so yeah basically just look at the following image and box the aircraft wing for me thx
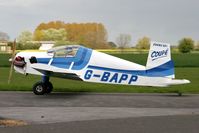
[30,63,82,80]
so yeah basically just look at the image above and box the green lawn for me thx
[1,52,198,93]
[0,54,11,67]
[111,53,199,67]
[0,67,198,93]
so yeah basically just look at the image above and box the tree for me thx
[16,31,42,50]
[33,30,44,41]
[64,23,108,48]
[34,28,67,41]
[116,34,131,49]
[178,38,194,53]
[0,31,9,41]
[34,21,109,48]
[41,28,67,41]
[17,31,33,44]
[107,42,117,48]
[136,36,150,49]
[17,31,35,50]
[195,41,199,50]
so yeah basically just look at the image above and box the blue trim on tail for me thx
[146,60,174,77]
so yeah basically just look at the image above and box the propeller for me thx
[8,39,16,84]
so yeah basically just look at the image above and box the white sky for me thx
[0,0,199,46]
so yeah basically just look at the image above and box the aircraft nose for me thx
[13,56,26,68]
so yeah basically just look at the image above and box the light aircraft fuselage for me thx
[13,42,190,95]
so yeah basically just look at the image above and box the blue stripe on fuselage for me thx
[87,60,174,77]
[37,58,51,64]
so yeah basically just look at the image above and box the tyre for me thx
[45,82,53,94]
[33,81,46,95]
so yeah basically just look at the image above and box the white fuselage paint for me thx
[14,48,190,87]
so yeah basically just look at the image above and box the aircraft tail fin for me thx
[146,42,175,78]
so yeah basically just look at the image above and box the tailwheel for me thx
[45,82,53,94]
[33,81,46,95]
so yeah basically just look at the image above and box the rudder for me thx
[146,42,175,78]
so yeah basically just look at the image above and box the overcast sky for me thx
[0,0,198,46]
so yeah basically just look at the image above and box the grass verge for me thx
[0,67,198,93]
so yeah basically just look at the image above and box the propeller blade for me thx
[8,39,16,84]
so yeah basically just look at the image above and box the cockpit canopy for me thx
[47,45,80,57]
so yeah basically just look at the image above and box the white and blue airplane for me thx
[13,42,190,95]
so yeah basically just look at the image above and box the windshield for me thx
[47,45,79,57]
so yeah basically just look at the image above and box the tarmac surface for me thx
[0,92,199,133]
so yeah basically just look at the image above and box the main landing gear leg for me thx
[32,76,53,95]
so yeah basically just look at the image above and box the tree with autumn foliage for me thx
[34,21,109,49]
[136,36,150,50]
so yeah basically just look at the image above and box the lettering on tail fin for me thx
[153,43,168,47]
[146,42,175,78]
[151,49,168,61]
[146,42,171,69]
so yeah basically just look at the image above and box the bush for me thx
[178,38,194,53]
[136,36,150,50]
[16,43,41,50]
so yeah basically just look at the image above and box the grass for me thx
[0,52,199,93]
[1,53,199,67]
[0,54,11,67]
[111,53,199,67]
[0,67,198,93]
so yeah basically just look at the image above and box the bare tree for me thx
[116,34,131,52]
[0,31,10,41]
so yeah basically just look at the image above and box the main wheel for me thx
[45,82,53,94]
[33,81,46,95]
